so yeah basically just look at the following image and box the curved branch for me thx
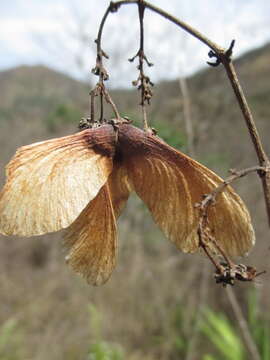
[94,0,270,225]
[198,165,267,214]
[96,6,111,60]
[96,0,222,56]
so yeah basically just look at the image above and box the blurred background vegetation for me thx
[0,18,270,359]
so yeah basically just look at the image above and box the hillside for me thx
[1,44,270,166]
[0,44,270,360]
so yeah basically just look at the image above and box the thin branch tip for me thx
[109,1,121,13]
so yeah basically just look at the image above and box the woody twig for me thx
[196,165,267,286]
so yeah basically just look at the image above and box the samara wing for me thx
[0,126,116,236]
[119,124,254,256]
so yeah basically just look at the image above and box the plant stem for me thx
[137,0,149,130]
[199,166,266,214]
[222,60,270,225]
[226,287,261,360]
[96,6,111,61]
[92,3,269,357]
[108,0,222,52]
[98,0,270,227]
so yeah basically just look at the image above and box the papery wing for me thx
[119,124,254,256]
[0,125,116,236]
[108,164,132,217]
[63,165,131,285]
[64,183,117,286]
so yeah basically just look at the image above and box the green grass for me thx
[0,318,24,360]
[201,290,270,360]
[87,304,125,360]
[88,342,124,360]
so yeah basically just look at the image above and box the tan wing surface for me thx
[63,164,132,285]
[107,164,132,218]
[0,126,115,236]
[119,124,254,256]
[64,183,117,286]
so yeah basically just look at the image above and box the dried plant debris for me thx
[214,262,265,287]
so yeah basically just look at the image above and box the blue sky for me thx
[1,0,270,87]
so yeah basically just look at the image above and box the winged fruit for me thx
[0,124,255,285]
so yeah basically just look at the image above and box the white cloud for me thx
[0,0,269,86]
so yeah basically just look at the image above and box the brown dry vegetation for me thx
[0,43,270,359]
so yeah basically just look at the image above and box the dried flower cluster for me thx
[0,123,254,285]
